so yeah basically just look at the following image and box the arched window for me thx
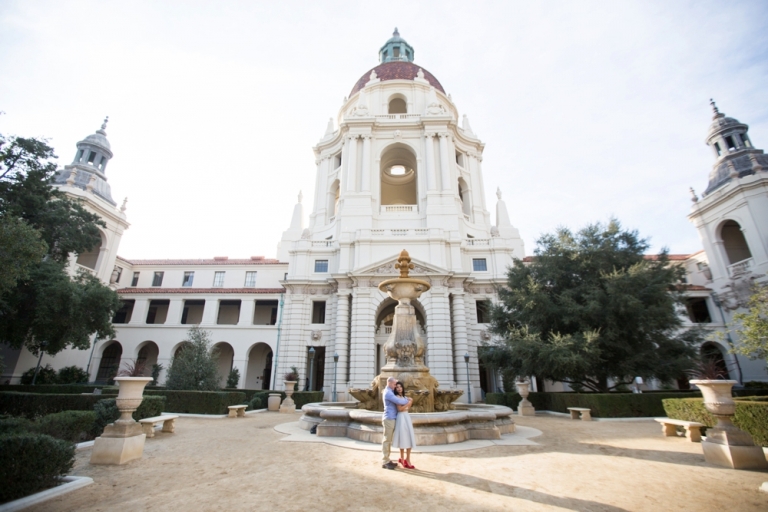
[388,97,407,114]
[701,342,730,380]
[327,179,340,221]
[76,232,105,270]
[720,220,752,264]
[380,144,417,206]
[458,178,471,217]
[96,342,122,383]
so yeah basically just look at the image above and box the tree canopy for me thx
[0,132,119,356]
[482,220,699,392]
[732,283,768,364]
[165,327,221,390]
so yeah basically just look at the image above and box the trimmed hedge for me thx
[0,433,75,503]
[36,411,98,443]
[485,391,705,418]
[0,384,107,395]
[92,396,166,437]
[663,397,768,447]
[144,390,246,415]
[0,392,117,419]
[249,391,324,410]
[0,416,34,435]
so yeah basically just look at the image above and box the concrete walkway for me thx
[29,412,768,511]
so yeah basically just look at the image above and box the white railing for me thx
[384,326,392,334]
[413,228,429,236]
[381,205,417,213]
[75,264,96,275]
[375,114,421,120]
[370,228,429,237]
[728,258,752,278]
[312,240,336,247]
[392,229,408,236]
[328,215,336,223]
[466,238,490,246]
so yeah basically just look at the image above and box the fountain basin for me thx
[300,402,515,446]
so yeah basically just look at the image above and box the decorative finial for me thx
[416,68,425,79]
[496,187,502,200]
[394,249,415,278]
[121,197,128,212]
[298,190,303,203]
[689,187,698,203]
[393,27,400,37]
[101,116,109,131]
[709,98,724,120]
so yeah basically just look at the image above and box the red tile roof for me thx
[118,288,285,294]
[350,62,445,96]
[117,258,285,266]
[677,284,711,291]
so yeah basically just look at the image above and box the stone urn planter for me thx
[690,379,768,469]
[280,380,297,413]
[515,380,535,416]
[91,376,153,465]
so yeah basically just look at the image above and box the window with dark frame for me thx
[312,301,326,324]
[686,298,712,324]
[131,272,140,287]
[182,271,194,287]
[152,271,164,287]
[476,300,491,324]
[213,271,225,287]
[314,260,329,273]
[725,135,736,151]
[244,271,258,287]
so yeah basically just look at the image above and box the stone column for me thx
[312,157,330,226]
[340,137,349,193]
[238,299,254,325]
[361,135,371,192]
[128,298,150,325]
[346,135,358,192]
[200,299,219,326]
[424,133,437,191]
[439,132,451,191]
[334,292,350,387]
[451,291,470,398]
[165,299,184,325]
[349,287,376,388]
[426,287,453,387]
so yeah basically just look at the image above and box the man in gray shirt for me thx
[381,376,411,469]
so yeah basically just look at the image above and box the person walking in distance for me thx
[381,376,411,470]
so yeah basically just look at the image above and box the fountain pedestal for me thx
[90,377,152,465]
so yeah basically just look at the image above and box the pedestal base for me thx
[518,404,535,417]
[702,439,768,470]
[268,394,281,411]
[279,403,296,413]
[90,434,146,465]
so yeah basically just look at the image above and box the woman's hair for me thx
[394,381,405,397]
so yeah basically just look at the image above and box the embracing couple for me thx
[381,376,417,470]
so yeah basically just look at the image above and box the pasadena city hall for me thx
[3,30,768,396]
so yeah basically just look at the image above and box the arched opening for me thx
[380,144,418,206]
[76,231,105,270]
[458,178,471,217]
[720,220,752,264]
[173,342,192,360]
[96,341,122,383]
[701,342,731,380]
[136,341,159,376]
[327,179,340,221]
[388,97,407,114]
[245,343,273,390]
[212,342,234,388]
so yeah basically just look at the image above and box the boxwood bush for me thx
[92,396,166,437]
[0,392,117,419]
[249,391,324,410]
[663,397,768,446]
[0,384,107,394]
[485,391,704,418]
[0,415,34,435]
[36,411,98,443]
[144,390,246,414]
[0,433,75,503]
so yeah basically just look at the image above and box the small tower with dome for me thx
[55,118,130,287]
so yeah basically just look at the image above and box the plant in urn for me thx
[516,378,535,416]
[280,367,299,413]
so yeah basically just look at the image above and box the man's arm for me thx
[384,388,410,406]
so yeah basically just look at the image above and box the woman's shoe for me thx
[398,458,405,467]
[404,460,415,469]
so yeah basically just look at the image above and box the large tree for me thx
[482,219,699,392]
[731,283,768,365]
[165,327,221,390]
[0,133,119,356]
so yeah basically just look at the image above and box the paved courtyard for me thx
[32,412,768,511]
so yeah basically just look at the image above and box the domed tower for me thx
[689,100,768,304]
[277,31,524,401]
[55,118,130,286]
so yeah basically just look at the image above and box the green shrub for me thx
[0,384,106,394]
[36,411,97,443]
[144,390,245,414]
[292,391,324,408]
[165,327,220,391]
[0,433,75,503]
[56,366,89,384]
[92,396,166,438]
[0,416,34,435]
[663,397,768,446]
[19,364,58,385]
[0,392,117,419]
[743,381,768,389]
[250,391,285,410]
[226,368,240,389]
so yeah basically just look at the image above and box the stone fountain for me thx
[299,250,515,445]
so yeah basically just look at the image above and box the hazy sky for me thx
[2,1,767,260]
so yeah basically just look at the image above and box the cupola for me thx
[379,28,414,63]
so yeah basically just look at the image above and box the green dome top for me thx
[379,28,414,63]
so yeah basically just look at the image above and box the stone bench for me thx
[228,405,248,418]
[654,418,705,442]
[567,407,592,421]
[139,415,179,438]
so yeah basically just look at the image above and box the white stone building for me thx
[2,31,767,394]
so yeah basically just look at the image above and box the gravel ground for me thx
[30,411,768,512]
